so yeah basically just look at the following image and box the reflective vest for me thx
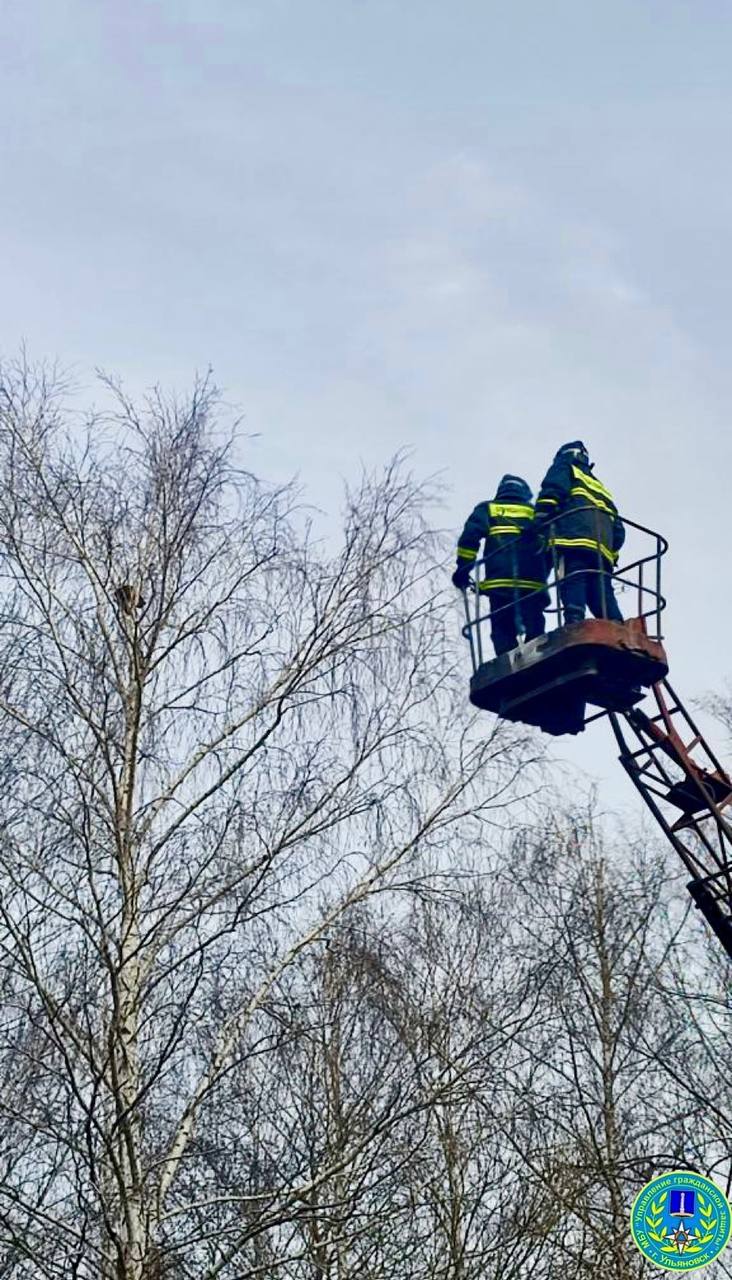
[458,500,548,592]
[544,465,621,565]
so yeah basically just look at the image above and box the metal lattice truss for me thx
[610,681,732,961]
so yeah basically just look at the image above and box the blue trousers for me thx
[488,587,548,656]
[559,549,622,624]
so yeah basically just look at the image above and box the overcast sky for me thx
[2,0,731,804]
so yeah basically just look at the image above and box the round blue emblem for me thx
[630,1170,731,1270]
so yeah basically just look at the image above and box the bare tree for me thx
[202,870,562,1280]
[389,880,558,1280]
[504,809,710,1280]
[0,359,541,1279]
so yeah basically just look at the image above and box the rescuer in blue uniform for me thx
[452,475,549,655]
[534,441,625,625]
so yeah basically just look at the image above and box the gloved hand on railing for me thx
[451,564,472,590]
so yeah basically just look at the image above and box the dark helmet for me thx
[556,440,590,464]
[496,473,533,502]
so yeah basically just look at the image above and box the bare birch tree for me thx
[0,360,541,1279]
[506,810,704,1280]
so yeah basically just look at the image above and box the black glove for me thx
[451,565,471,590]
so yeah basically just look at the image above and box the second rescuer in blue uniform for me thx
[452,474,549,655]
[534,440,625,624]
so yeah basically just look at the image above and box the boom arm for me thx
[610,680,732,961]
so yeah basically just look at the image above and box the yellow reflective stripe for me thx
[457,546,477,560]
[569,486,615,515]
[479,578,547,591]
[549,535,617,564]
[570,464,614,502]
[489,502,534,519]
[538,496,559,506]
[487,524,522,536]
[550,535,610,551]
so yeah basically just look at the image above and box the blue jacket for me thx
[456,476,548,592]
[535,451,625,565]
